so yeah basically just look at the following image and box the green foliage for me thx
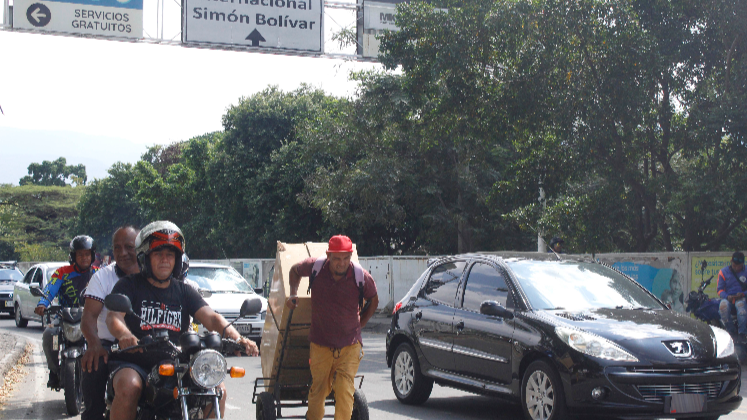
[75,162,146,253]
[19,157,87,187]
[0,184,84,260]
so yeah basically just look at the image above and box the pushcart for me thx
[252,307,369,420]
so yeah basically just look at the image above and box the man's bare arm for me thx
[360,295,379,328]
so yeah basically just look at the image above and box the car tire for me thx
[15,304,28,328]
[350,389,369,420]
[391,342,433,405]
[256,391,276,420]
[521,360,568,420]
[683,416,720,420]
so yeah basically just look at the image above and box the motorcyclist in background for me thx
[717,251,747,342]
[35,235,100,388]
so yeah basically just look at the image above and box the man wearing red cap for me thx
[286,235,379,420]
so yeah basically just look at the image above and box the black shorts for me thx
[106,362,150,402]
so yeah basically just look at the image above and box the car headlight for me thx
[190,349,227,388]
[556,327,638,362]
[260,310,266,320]
[63,322,84,342]
[711,326,735,358]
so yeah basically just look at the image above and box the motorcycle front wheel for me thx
[64,358,84,415]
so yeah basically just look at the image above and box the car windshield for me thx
[507,261,664,311]
[0,269,23,282]
[186,267,255,293]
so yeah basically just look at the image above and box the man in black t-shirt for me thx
[106,221,259,420]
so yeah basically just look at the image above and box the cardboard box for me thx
[260,241,360,398]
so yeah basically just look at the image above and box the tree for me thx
[19,157,87,187]
[379,0,747,253]
[76,162,145,254]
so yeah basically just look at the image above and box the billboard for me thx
[360,0,403,58]
[183,0,323,53]
[13,0,143,38]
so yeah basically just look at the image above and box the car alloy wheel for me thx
[394,347,414,396]
[521,360,566,420]
[390,342,433,405]
[15,304,28,328]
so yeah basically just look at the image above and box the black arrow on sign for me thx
[246,29,266,47]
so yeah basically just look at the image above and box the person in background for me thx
[548,237,565,254]
[35,235,99,388]
[80,226,140,420]
[285,235,379,420]
[718,251,747,341]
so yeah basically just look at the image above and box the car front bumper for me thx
[563,362,742,418]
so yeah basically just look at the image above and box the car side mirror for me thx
[240,297,263,318]
[29,282,40,290]
[30,286,44,297]
[105,294,134,314]
[480,300,514,319]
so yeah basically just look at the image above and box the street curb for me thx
[0,336,28,388]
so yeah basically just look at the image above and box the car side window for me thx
[462,262,510,312]
[23,268,36,284]
[423,261,466,305]
[33,268,43,285]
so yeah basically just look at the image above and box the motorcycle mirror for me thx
[105,294,134,314]
[222,297,263,338]
[701,260,707,272]
[240,297,262,318]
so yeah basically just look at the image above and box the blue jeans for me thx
[719,298,747,335]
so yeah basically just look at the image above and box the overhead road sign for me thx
[13,0,143,38]
[183,0,323,53]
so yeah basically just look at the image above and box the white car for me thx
[187,263,268,343]
[14,262,66,327]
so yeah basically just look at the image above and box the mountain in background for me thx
[0,127,149,185]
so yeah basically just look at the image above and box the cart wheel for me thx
[257,392,277,420]
[351,390,369,420]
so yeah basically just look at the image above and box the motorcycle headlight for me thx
[190,349,227,389]
[556,327,638,362]
[711,326,735,358]
[63,322,84,342]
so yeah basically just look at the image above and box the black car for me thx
[386,254,742,420]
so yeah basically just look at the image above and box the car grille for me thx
[628,365,732,374]
[0,293,11,299]
[635,382,723,403]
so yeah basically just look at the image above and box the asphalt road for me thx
[1,315,746,420]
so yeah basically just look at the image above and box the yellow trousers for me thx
[307,342,363,420]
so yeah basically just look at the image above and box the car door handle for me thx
[456,321,464,331]
[415,311,422,321]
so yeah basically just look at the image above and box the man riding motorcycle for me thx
[718,251,747,341]
[105,221,259,420]
[35,235,100,388]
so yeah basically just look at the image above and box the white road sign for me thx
[13,0,143,38]
[362,1,399,58]
[183,0,323,53]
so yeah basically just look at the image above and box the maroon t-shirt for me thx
[297,257,378,349]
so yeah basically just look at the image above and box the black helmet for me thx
[69,235,95,267]
[135,221,185,283]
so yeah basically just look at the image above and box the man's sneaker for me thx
[47,372,59,388]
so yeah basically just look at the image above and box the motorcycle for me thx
[30,286,85,415]
[685,275,724,327]
[103,294,262,420]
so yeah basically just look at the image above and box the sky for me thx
[0,0,383,184]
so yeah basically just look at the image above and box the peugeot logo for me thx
[662,340,692,358]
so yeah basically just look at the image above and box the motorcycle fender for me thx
[52,335,59,351]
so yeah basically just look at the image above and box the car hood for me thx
[544,308,719,363]
[203,292,268,315]
[0,283,14,292]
